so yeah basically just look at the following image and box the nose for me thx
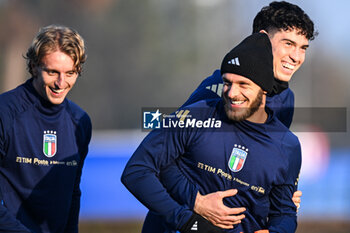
[226,84,240,99]
[290,48,300,63]
[55,74,65,88]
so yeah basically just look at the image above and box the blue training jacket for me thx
[138,69,296,233]
[0,79,92,233]
[122,96,301,232]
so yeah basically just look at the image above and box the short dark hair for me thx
[253,1,317,40]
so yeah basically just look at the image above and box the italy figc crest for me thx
[228,144,248,172]
[43,131,57,157]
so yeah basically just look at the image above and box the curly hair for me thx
[253,1,317,40]
[25,25,87,76]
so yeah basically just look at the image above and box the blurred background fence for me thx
[1,0,349,232]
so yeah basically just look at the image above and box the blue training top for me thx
[0,78,91,233]
[139,69,296,233]
[122,97,301,232]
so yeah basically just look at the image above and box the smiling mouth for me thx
[49,87,65,94]
[231,100,245,105]
[282,62,295,70]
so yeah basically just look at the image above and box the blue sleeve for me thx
[181,70,223,107]
[64,114,92,233]
[266,88,295,128]
[160,70,223,209]
[0,114,31,232]
[268,134,301,233]
[121,128,193,230]
[159,163,199,209]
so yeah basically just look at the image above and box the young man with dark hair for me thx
[0,25,91,233]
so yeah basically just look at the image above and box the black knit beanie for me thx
[220,33,274,94]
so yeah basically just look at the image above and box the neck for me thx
[246,94,268,124]
[32,77,43,98]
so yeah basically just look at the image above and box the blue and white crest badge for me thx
[43,131,57,157]
[228,144,248,172]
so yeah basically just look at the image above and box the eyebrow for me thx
[42,67,76,73]
[282,38,309,49]
[222,77,230,83]
[42,67,57,72]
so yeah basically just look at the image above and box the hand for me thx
[193,189,246,229]
[292,190,302,212]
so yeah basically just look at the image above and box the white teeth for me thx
[51,88,64,94]
[282,62,295,70]
[231,100,244,105]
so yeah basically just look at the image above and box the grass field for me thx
[79,220,350,233]
[79,220,143,233]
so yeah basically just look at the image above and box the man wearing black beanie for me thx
[122,31,302,232]
[220,33,274,123]
[128,1,316,232]
[220,33,274,95]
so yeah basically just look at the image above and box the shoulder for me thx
[165,99,223,131]
[267,88,294,106]
[181,70,223,107]
[66,100,91,122]
[278,129,301,168]
[281,130,300,149]
[199,69,222,86]
[66,100,92,132]
[0,83,29,121]
[0,84,25,107]
[65,100,92,147]
[278,87,294,102]
[267,116,300,153]
[181,99,221,117]
[266,88,295,128]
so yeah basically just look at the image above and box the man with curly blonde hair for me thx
[0,25,91,233]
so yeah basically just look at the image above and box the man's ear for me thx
[259,29,268,35]
[263,90,268,95]
[31,63,38,76]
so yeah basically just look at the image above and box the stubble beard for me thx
[223,89,263,122]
